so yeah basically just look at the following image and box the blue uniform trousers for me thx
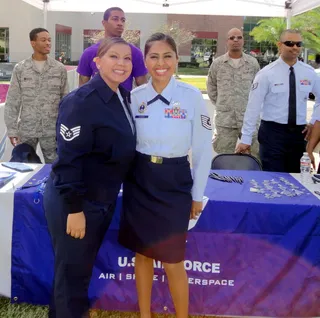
[44,176,115,318]
[258,120,306,173]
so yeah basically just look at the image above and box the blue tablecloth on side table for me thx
[10,167,320,317]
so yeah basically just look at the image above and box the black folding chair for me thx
[10,143,42,163]
[211,153,262,171]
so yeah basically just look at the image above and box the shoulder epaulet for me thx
[211,55,225,65]
[16,60,25,66]
[299,61,314,71]
[15,59,29,68]
[59,86,93,110]
[244,53,258,63]
[54,59,65,69]
[176,80,202,94]
[131,83,148,95]
[259,60,279,73]
[74,84,96,100]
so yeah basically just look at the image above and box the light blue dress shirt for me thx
[130,76,212,201]
[241,57,320,145]
[312,103,320,124]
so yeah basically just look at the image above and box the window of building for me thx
[243,17,277,66]
[0,28,9,62]
[83,29,102,50]
[55,24,72,63]
[191,38,217,66]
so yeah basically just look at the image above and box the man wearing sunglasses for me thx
[236,29,320,173]
[207,28,260,158]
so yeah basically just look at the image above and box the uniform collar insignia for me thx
[146,76,177,106]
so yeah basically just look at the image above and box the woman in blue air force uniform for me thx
[118,33,212,318]
[43,37,136,318]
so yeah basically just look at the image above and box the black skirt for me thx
[118,152,193,263]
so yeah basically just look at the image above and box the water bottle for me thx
[300,152,311,185]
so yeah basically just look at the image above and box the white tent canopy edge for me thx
[292,0,320,16]
[21,0,320,30]
[23,0,286,16]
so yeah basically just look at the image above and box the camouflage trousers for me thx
[20,136,57,163]
[213,126,260,160]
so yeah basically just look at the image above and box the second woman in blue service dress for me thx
[119,33,212,318]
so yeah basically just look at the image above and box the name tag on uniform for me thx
[164,103,187,119]
[135,115,149,118]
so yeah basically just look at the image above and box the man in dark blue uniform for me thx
[43,37,136,318]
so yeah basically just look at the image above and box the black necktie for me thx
[288,66,297,126]
[147,94,170,106]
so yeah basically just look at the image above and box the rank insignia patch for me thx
[201,115,212,130]
[60,124,81,141]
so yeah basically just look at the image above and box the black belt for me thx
[136,152,188,165]
[261,120,305,131]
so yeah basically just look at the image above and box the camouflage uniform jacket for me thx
[207,52,260,129]
[4,56,68,138]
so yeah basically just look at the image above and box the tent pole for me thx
[43,0,49,29]
[304,48,308,62]
[286,10,291,28]
[285,0,292,29]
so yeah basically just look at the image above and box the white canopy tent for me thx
[22,0,320,29]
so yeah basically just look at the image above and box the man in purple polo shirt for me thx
[77,7,148,90]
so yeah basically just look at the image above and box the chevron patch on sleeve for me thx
[60,124,81,141]
[200,115,212,130]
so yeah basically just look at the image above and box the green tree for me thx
[250,8,320,52]
[250,18,286,45]
[293,9,320,51]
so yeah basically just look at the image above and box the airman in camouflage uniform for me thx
[4,28,68,163]
[207,28,260,158]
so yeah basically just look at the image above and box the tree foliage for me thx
[250,18,286,45]
[250,8,320,51]
[155,21,195,53]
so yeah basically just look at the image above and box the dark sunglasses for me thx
[282,41,303,47]
[228,35,243,41]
